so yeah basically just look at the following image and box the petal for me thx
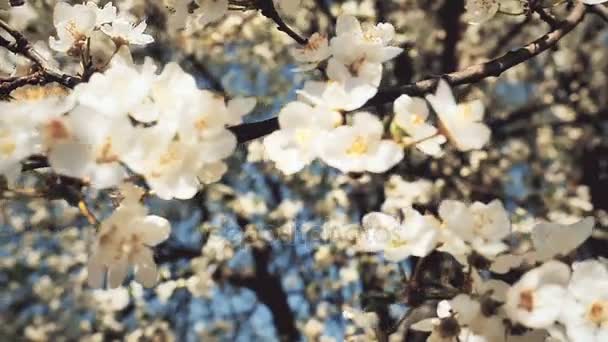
[133,248,158,287]
[365,140,404,173]
[426,79,457,113]
[336,15,362,37]
[137,215,171,246]
[227,97,256,124]
[135,262,157,288]
[278,101,315,129]
[87,255,106,288]
[379,46,403,63]
[107,258,129,288]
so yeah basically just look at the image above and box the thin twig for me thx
[0,19,81,94]
[535,7,560,29]
[255,0,308,44]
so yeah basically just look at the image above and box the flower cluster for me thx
[360,199,512,263]
[361,199,597,341]
[49,2,153,55]
[1,48,255,199]
[506,259,608,342]
[87,184,171,288]
[265,14,492,175]
[361,199,593,266]
[263,14,407,174]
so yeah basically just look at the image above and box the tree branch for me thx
[256,0,308,45]
[366,1,587,105]
[225,2,588,144]
[437,0,464,73]
[0,19,81,94]
[221,245,299,341]
[534,7,560,29]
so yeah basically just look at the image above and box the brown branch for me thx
[0,19,81,94]
[366,1,587,105]
[220,245,299,341]
[256,0,308,45]
[0,71,46,94]
[225,2,588,144]
[534,7,560,29]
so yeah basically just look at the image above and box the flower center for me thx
[294,129,312,146]
[43,119,71,143]
[195,118,207,131]
[459,103,475,120]
[96,137,119,164]
[0,140,16,156]
[518,290,534,312]
[389,238,407,249]
[0,128,16,156]
[587,301,608,326]
[348,58,366,76]
[410,113,425,125]
[346,136,369,156]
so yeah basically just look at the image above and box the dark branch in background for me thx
[229,117,279,143]
[228,2,589,144]
[181,54,226,93]
[589,4,608,23]
[0,19,81,94]
[366,2,587,104]
[218,245,299,342]
[315,0,335,25]
[534,7,560,29]
[437,0,464,73]
[489,16,531,57]
[255,0,308,44]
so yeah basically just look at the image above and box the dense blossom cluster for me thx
[362,202,597,341]
[1,0,607,341]
[264,15,491,175]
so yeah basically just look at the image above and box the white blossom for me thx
[0,86,75,184]
[505,261,570,329]
[297,78,374,112]
[101,17,154,46]
[531,217,594,261]
[438,199,510,259]
[320,112,403,173]
[75,49,157,117]
[381,176,434,215]
[581,0,608,4]
[560,259,608,342]
[87,2,118,26]
[87,185,171,288]
[46,107,132,189]
[291,33,331,70]
[426,79,491,151]
[49,2,97,54]
[330,14,403,67]
[360,208,440,261]
[392,94,446,157]
[263,101,341,174]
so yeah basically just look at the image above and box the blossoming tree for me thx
[1,0,608,341]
